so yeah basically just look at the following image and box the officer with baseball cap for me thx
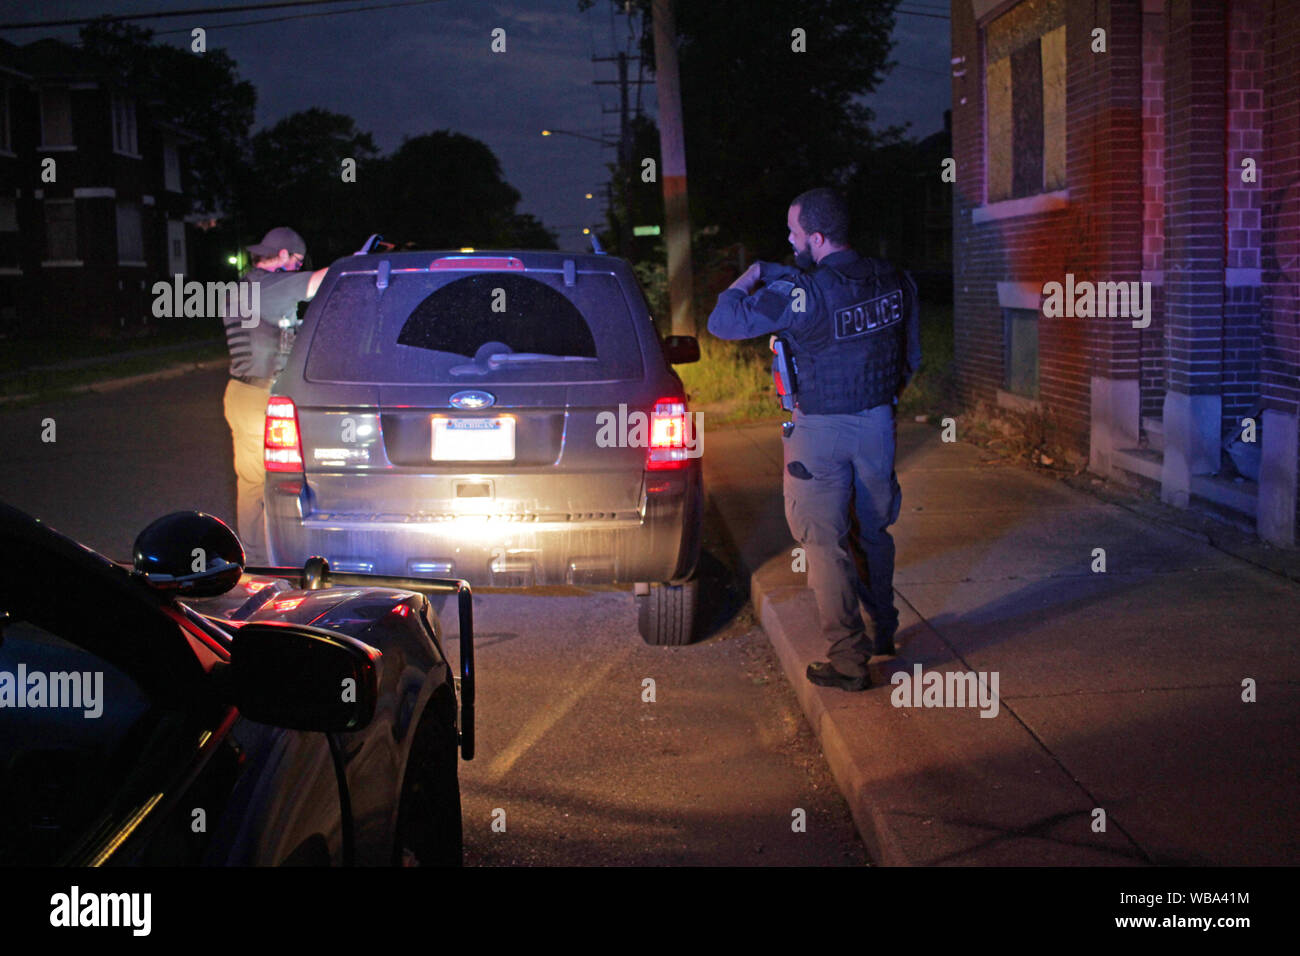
[222,226,327,564]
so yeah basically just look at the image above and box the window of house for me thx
[44,201,77,260]
[0,198,17,270]
[111,94,138,155]
[167,220,186,275]
[0,85,12,153]
[984,0,1066,203]
[1004,307,1039,398]
[40,88,73,148]
[116,202,144,263]
[163,141,181,192]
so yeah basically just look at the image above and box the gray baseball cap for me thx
[247,226,306,257]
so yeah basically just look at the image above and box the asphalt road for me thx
[0,366,867,866]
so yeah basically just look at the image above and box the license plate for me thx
[432,417,515,461]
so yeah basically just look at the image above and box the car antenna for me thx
[590,233,606,255]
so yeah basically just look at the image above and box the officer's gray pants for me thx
[782,403,902,678]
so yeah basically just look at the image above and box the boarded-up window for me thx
[1011,43,1044,198]
[1041,25,1067,190]
[1004,308,1039,397]
[984,0,1066,202]
[986,57,1013,202]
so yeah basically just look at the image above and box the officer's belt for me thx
[232,373,273,388]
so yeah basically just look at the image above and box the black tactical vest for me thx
[785,253,910,414]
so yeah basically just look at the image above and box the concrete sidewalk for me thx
[704,419,1299,866]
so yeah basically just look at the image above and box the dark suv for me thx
[264,250,704,644]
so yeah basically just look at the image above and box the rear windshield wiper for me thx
[488,353,597,365]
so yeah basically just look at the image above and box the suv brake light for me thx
[430,256,525,270]
[647,398,689,471]
[265,397,303,472]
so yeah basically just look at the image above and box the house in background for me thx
[0,38,197,339]
[950,0,1299,546]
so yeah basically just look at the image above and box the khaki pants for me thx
[223,378,271,564]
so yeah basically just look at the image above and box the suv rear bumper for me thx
[265,466,701,587]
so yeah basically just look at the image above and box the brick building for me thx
[0,38,196,338]
[950,0,1299,546]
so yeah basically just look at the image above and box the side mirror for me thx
[133,511,245,597]
[664,335,700,364]
[229,622,379,732]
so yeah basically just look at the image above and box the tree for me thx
[374,131,556,250]
[579,0,905,258]
[237,108,382,263]
[80,19,256,215]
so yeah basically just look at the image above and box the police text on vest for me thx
[834,290,903,340]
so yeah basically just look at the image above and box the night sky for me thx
[2,0,952,251]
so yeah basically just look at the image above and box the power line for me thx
[0,0,429,32]
[892,62,951,77]
[896,8,950,20]
[152,0,444,34]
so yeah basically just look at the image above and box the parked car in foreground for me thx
[0,503,474,866]
[263,249,704,645]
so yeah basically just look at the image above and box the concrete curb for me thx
[0,357,228,406]
[751,576,913,866]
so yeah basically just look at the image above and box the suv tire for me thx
[636,578,698,646]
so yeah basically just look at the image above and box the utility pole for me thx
[593,51,649,258]
[651,0,694,336]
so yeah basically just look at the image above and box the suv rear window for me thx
[305,269,644,384]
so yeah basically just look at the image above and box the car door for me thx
[0,503,344,866]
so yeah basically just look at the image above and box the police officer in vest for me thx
[708,188,920,691]
[222,227,327,565]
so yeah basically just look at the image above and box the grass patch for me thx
[678,333,785,424]
[897,300,956,420]
[0,340,227,403]
[0,320,224,375]
[681,298,956,425]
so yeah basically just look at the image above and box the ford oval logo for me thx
[449,390,495,410]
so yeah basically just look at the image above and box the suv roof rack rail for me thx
[354,233,384,255]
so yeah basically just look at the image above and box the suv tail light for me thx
[265,397,303,472]
[647,398,689,471]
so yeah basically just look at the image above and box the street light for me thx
[541,129,629,256]
[540,128,617,148]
